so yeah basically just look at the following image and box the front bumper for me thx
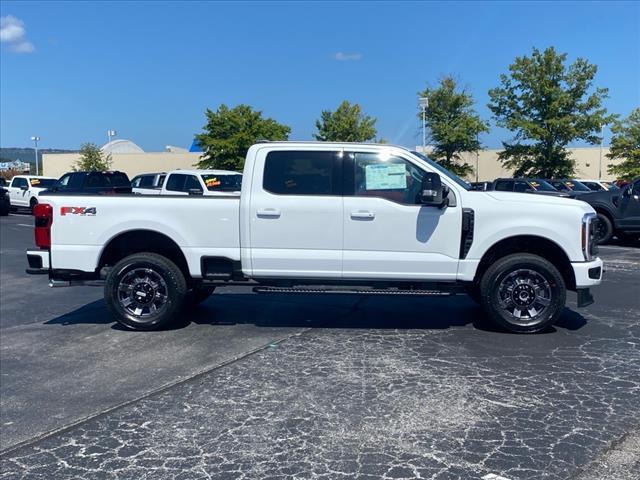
[572,257,604,287]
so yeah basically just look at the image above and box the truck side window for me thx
[165,174,186,192]
[184,175,201,192]
[352,153,424,205]
[138,175,155,188]
[495,180,513,191]
[263,151,336,195]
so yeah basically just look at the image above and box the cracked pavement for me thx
[1,214,639,479]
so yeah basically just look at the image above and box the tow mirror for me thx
[20,185,28,191]
[420,172,448,208]
[188,188,203,196]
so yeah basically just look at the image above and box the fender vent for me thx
[459,208,474,259]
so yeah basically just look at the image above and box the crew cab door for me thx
[342,151,461,280]
[618,179,640,230]
[248,149,343,278]
[8,177,29,206]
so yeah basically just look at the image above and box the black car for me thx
[545,179,592,195]
[469,181,493,191]
[0,187,10,216]
[492,178,570,196]
[577,177,640,244]
[46,171,132,195]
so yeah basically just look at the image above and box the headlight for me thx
[581,212,597,261]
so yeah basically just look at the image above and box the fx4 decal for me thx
[60,207,97,216]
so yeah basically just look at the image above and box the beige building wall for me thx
[44,147,623,182]
[42,152,203,179]
[457,147,623,182]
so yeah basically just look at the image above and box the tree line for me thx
[195,47,638,181]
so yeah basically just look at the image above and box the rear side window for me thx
[494,180,513,191]
[514,181,530,193]
[86,174,111,188]
[165,174,186,192]
[263,151,338,195]
[109,173,130,187]
[138,175,156,188]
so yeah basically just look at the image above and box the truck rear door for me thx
[248,149,343,278]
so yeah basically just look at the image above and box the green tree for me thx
[73,143,112,171]
[488,47,614,177]
[196,104,291,170]
[418,76,489,176]
[314,100,377,142]
[607,108,640,181]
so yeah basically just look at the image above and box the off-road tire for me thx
[105,252,187,331]
[479,253,566,333]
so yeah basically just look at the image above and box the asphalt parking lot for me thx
[1,212,639,480]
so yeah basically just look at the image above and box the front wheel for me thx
[105,253,187,331]
[479,253,566,333]
[30,197,38,215]
[595,213,613,244]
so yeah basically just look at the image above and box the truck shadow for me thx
[45,292,587,334]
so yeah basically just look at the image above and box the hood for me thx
[485,191,590,208]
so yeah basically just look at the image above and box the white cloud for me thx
[1,15,35,53]
[332,52,362,61]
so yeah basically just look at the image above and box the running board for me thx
[253,286,452,296]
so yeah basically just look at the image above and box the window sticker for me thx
[205,177,221,188]
[30,179,41,186]
[365,163,406,190]
[530,181,540,189]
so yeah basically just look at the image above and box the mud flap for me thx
[577,288,594,308]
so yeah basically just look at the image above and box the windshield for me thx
[201,174,242,192]
[410,151,470,190]
[30,178,57,188]
[529,180,557,191]
[549,180,569,191]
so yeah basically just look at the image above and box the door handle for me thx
[257,208,281,218]
[350,210,375,220]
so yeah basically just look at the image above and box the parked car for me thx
[7,175,58,213]
[576,179,620,192]
[160,169,242,196]
[46,171,132,195]
[27,142,602,334]
[492,178,570,197]
[469,181,493,191]
[0,187,10,216]
[545,179,592,195]
[131,172,166,195]
[577,177,640,244]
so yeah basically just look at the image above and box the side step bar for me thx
[253,286,452,296]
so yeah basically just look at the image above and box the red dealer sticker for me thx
[60,207,97,216]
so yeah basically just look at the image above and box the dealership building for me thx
[42,139,622,182]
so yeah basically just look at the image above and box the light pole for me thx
[30,136,40,175]
[107,130,117,144]
[475,132,480,182]
[419,97,429,152]
[598,124,604,180]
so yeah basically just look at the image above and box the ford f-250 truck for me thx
[26,142,603,333]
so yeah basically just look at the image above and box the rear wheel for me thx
[595,212,613,244]
[479,253,566,333]
[105,253,187,331]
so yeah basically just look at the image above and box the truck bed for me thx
[40,194,241,277]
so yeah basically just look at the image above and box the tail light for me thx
[34,203,53,249]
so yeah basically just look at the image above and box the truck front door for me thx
[248,149,343,278]
[342,151,461,280]
[618,179,640,231]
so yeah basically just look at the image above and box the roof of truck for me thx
[167,169,241,175]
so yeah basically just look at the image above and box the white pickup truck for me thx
[27,142,603,333]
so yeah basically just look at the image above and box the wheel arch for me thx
[473,235,576,290]
[98,229,190,280]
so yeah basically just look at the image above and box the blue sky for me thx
[1,1,639,151]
